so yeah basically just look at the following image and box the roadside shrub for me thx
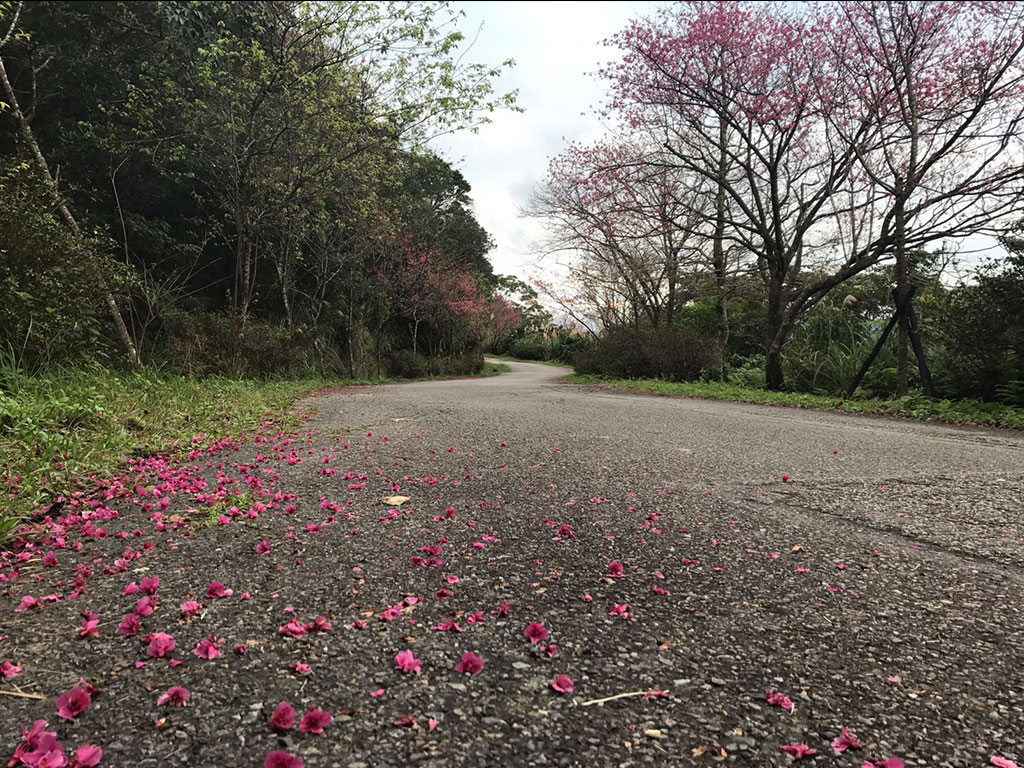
[428,350,483,377]
[573,325,715,381]
[0,164,120,366]
[389,349,429,378]
[164,312,313,377]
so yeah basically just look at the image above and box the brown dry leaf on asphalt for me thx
[691,745,709,757]
[380,495,410,505]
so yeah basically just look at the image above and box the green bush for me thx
[574,325,715,381]
[389,349,429,378]
[0,164,122,366]
[163,312,315,378]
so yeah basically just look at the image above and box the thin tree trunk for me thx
[907,300,936,397]
[0,49,142,370]
[894,192,910,396]
[713,118,730,380]
[764,273,786,390]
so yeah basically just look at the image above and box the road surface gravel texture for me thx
[2,360,1023,768]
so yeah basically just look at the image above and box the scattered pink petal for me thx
[780,743,816,759]
[550,675,574,694]
[192,637,223,659]
[524,622,548,643]
[147,633,175,658]
[255,540,271,554]
[455,652,485,675]
[766,689,795,713]
[290,661,312,675]
[157,686,190,706]
[264,751,303,768]
[991,759,1020,768]
[269,701,296,732]
[56,684,92,720]
[394,649,421,674]
[832,727,862,754]
[71,743,102,768]
[298,709,332,734]
[1,660,22,678]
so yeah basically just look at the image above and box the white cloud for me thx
[433,0,657,281]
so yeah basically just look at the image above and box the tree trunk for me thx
[0,50,142,370]
[713,117,730,380]
[764,281,786,391]
[894,193,910,397]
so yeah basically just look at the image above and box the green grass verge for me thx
[565,374,1024,430]
[0,361,510,538]
[0,367,375,537]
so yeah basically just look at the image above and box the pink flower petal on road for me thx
[455,652,485,675]
[269,702,296,732]
[157,686,190,707]
[394,649,421,674]
[264,751,303,768]
[298,709,333,734]
[56,685,92,720]
[550,675,574,693]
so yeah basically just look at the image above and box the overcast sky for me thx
[432,1,1003,285]
[433,1,659,283]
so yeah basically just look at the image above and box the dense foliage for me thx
[0,0,524,377]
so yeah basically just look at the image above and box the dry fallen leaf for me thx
[691,745,709,757]
[380,495,410,505]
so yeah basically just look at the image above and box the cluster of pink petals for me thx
[205,581,233,599]
[15,595,41,612]
[394,650,421,674]
[117,614,140,637]
[780,743,816,759]
[264,751,303,768]
[454,652,485,675]
[11,719,102,768]
[157,686,191,707]
[55,684,92,721]
[298,709,333,734]
[609,603,633,619]
[146,632,175,658]
[766,688,795,713]
[523,622,548,643]
[78,614,100,639]
[192,636,224,659]
[269,702,296,732]
[549,675,574,693]
[833,727,862,754]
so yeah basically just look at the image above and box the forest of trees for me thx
[524,0,1024,403]
[0,0,530,378]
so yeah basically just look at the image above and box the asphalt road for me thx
[294,359,1024,766]
[3,359,1023,768]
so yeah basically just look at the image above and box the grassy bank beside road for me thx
[566,374,1024,430]
[1,362,510,538]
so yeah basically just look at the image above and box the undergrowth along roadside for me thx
[565,374,1024,430]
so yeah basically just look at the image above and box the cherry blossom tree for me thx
[821,0,1024,395]
[529,140,709,331]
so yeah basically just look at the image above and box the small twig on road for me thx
[580,690,663,707]
[0,688,46,700]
